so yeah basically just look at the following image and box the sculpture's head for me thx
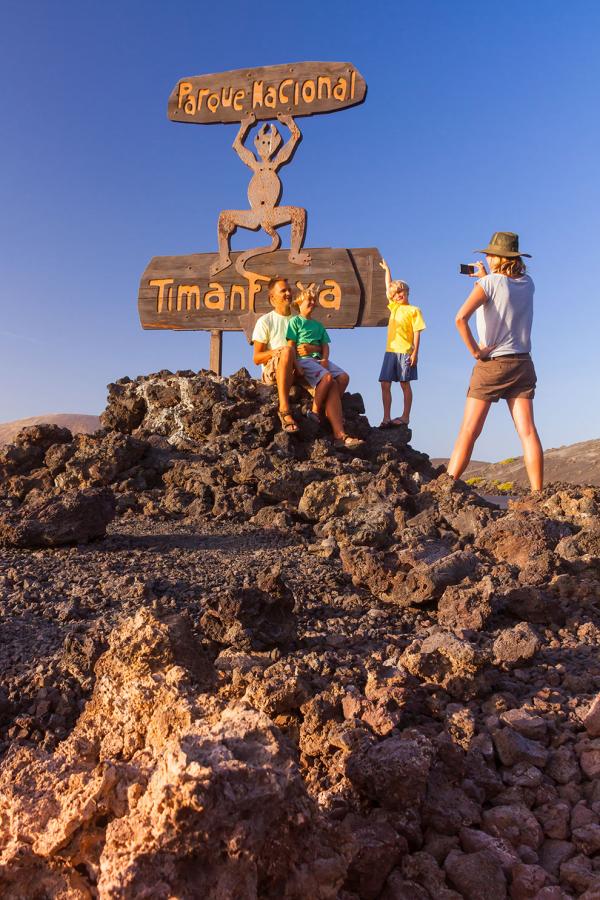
[254,124,283,161]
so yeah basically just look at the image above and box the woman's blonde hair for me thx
[387,279,410,300]
[292,284,320,308]
[489,256,527,277]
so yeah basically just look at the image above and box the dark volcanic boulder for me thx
[200,568,297,650]
[0,487,116,547]
[475,511,572,583]
[346,732,435,812]
[0,424,73,479]
[100,378,147,432]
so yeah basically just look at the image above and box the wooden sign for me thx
[141,60,382,374]
[138,248,387,332]
[168,62,367,125]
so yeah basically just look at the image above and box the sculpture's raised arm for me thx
[233,114,258,169]
[273,113,302,167]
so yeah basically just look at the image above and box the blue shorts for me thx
[379,352,417,383]
[297,357,347,387]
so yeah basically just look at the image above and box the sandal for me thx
[333,434,365,450]
[278,410,299,433]
[379,420,393,429]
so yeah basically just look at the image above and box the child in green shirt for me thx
[286,287,363,449]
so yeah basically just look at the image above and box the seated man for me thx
[252,277,300,433]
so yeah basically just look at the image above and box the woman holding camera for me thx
[447,231,543,491]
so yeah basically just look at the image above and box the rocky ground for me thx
[1,367,600,899]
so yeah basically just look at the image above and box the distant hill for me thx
[0,414,100,446]
[432,438,600,487]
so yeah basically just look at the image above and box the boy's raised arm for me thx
[379,258,392,295]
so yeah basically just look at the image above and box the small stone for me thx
[492,727,548,768]
[483,805,543,850]
[509,862,549,900]
[560,854,595,894]
[459,827,519,873]
[580,749,600,780]
[571,801,597,831]
[500,708,547,742]
[573,823,600,855]
[493,623,541,667]
[534,801,571,840]
[537,839,576,878]
[444,849,507,900]
[546,746,581,784]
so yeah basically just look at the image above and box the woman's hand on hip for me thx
[474,344,496,360]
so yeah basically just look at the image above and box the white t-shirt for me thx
[251,311,292,370]
[476,273,534,357]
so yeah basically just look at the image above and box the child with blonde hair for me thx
[378,259,426,427]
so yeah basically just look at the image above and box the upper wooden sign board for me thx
[168,62,367,125]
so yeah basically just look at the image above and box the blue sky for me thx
[1,0,599,460]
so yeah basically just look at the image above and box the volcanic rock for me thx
[444,848,507,900]
[401,631,485,698]
[0,609,346,899]
[200,568,297,651]
[0,487,115,547]
[0,367,599,897]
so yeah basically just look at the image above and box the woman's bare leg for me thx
[447,397,492,480]
[506,397,544,491]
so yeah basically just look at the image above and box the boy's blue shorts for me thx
[379,352,418,383]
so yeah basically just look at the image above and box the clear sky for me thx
[1,0,599,460]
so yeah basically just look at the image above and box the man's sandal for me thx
[333,434,365,450]
[278,410,299,433]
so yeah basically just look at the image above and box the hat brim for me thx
[474,247,532,258]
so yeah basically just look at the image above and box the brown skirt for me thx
[467,354,536,403]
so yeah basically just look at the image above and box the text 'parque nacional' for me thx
[168,62,367,125]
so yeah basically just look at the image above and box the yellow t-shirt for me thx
[386,302,426,353]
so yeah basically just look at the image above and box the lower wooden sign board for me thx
[138,247,387,333]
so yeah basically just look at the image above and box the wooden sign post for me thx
[139,61,386,374]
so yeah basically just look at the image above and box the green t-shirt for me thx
[286,316,331,358]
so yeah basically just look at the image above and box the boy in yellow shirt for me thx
[378,259,426,427]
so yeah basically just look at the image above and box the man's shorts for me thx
[261,353,281,386]
[261,350,316,396]
[379,352,417,383]
[467,353,536,402]
[297,357,347,387]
